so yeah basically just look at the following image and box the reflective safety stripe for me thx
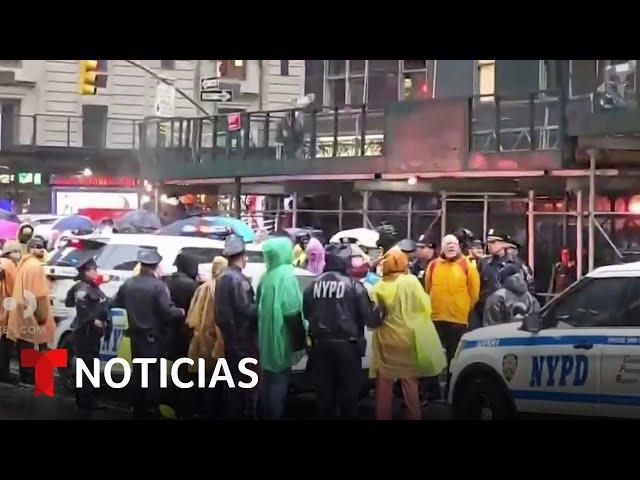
[460,335,640,350]
[513,390,640,406]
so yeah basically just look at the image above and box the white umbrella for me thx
[330,228,379,249]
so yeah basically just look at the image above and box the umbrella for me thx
[330,228,379,249]
[156,216,255,242]
[120,210,162,232]
[53,215,96,233]
[0,220,19,241]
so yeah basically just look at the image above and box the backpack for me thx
[426,256,469,287]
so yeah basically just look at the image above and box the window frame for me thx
[476,60,496,101]
[399,60,428,101]
[569,60,599,99]
[542,276,633,329]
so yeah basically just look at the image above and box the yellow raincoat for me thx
[292,244,306,268]
[185,256,227,373]
[7,254,55,345]
[370,250,446,379]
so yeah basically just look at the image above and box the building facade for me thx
[0,60,304,212]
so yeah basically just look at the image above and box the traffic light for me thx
[78,60,98,95]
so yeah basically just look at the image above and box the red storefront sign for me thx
[50,175,139,188]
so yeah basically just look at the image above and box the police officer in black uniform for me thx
[112,248,185,419]
[303,244,383,419]
[214,234,258,419]
[65,257,111,410]
[410,236,437,283]
[470,229,521,330]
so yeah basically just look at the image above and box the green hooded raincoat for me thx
[257,237,304,373]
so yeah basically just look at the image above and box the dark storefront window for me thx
[304,60,324,107]
[495,60,540,96]
[570,60,598,97]
[82,105,108,148]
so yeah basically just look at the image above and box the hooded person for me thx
[256,236,305,419]
[370,249,446,420]
[304,237,325,275]
[184,256,228,419]
[6,237,55,385]
[0,241,20,383]
[186,256,228,371]
[164,252,199,360]
[16,223,34,255]
[483,263,540,327]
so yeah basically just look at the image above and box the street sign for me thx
[155,82,175,117]
[200,76,219,90]
[200,89,233,103]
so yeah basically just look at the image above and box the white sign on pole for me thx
[200,76,219,90]
[155,82,176,117]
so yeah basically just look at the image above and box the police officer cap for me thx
[486,229,510,242]
[77,257,97,272]
[416,233,436,249]
[397,238,417,253]
[470,239,484,248]
[222,234,246,257]
[505,236,521,250]
[137,248,162,265]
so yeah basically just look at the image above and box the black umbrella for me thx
[119,210,162,232]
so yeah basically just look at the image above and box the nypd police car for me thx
[449,261,640,419]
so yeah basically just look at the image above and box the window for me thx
[179,247,263,265]
[0,99,20,149]
[620,278,640,327]
[400,60,428,101]
[280,60,289,76]
[570,60,598,97]
[82,105,108,148]
[495,60,540,96]
[94,244,159,271]
[478,60,495,99]
[219,60,246,80]
[160,60,176,70]
[368,60,399,107]
[0,60,22,68]
[544,277,631,328]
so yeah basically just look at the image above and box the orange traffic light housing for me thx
[78,60,99,95]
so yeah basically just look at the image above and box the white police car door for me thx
[507,277,630,417]
[600,277,640,418]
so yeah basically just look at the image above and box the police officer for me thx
[112,248,185,419]
[453,228,475,257]
[504,240,535,295]
[410,235,437,283]
[214,234,258,419]
[303,244,383,419]
[66,257,110,410]
[470,229,521,330]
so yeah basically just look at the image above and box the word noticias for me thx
[76,357,259,389]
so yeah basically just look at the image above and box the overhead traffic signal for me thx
[78,60,99,95]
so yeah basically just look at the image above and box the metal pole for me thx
[441,193,447,239]
[154,184,160,214]
[562,192,568,246]
[123,60,209,116]
[588,149,596,272]
[292,192,298,228]
[482,194,489,241]
[407,196,413,238]
[362,191,369,228]
[234,176,241,219]
[338,195,343,231]
[576,189,583,279]
[528,190,535,271]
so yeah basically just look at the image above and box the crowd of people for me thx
[0,218,545,421]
